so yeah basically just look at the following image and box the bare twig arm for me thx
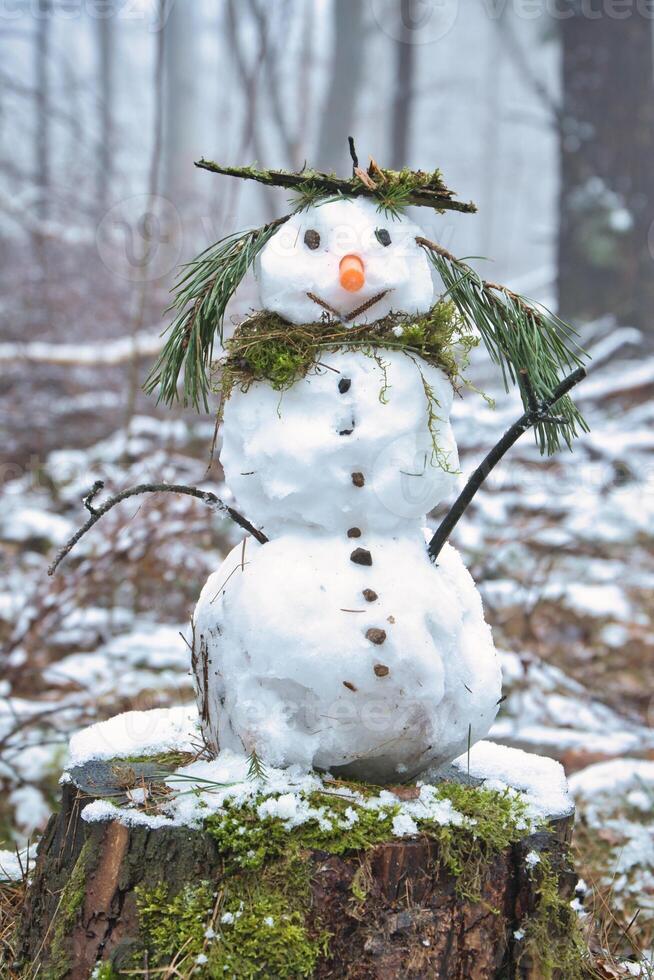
[48,482,268,576]
[427,367,587,562]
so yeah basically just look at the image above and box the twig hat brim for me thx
[194,158,477,215]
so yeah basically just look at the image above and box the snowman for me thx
[147,155,585,784]
[188,194,504,784]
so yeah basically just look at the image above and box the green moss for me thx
[45,839,93,979]
[220,302,473,396]
[205,800,292,871]
[293,792,399,854]
[217,304,477,472]
[205,781,534,905]
[136,881,214,960]
[210,854,330,979]
[518,852,587,979]
[131,779,586,978]
[135,853,329,979]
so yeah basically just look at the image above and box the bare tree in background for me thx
[96,13,114,215]
[558,8,654,334]
[391,3,415,169]
[124,7,166,431]
[316,0,364,173]
[34,0,50,230]
[162,0,199,211]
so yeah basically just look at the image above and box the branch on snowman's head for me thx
[194,158,478,216]
[416,236,590,456]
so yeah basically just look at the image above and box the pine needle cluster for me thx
[144,219,287,410]
[418,239,589,454]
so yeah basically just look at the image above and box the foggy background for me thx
[1,1,654,967]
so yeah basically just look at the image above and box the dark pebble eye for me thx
[375,228,391,247]
[304,229,320,250]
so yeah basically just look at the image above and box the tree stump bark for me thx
[19,759,578,980]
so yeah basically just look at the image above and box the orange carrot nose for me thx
[339,254,365,292]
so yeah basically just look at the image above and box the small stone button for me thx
[366,628,387,645]
[338,378,352,394]
[351,472,365,487]
[362,589,378,602]
[342,680,357,692]
[350,548,372,566]
[373,663,390,677]
[347,527,362,538]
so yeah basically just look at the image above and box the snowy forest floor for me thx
[0,276,653,973]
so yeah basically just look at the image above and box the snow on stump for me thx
[18,709,585,979]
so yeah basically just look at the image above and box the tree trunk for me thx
[390,4,415,170]
[19,759,578,979]
[315,0,365,174]
[96,15,114,215]
[558,7,654,335]
[161,0,199,212]
[33,0,50,284]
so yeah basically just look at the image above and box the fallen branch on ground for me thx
[48,481,268,576]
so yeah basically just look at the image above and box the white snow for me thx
[257,197,434,326]
[442,740,574,820]
[0,848,27,881]
[69,705,572,833]
[392,813,419,837]
[0,506,72,546]
[569,759,654,801]
[66,704,198,767]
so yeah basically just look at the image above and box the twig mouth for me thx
[306,289,391,323]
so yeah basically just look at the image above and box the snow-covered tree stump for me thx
[18,711,585,980]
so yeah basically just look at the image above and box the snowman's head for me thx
[257,198,434,326]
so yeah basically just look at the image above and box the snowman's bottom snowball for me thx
[193,534,501,784]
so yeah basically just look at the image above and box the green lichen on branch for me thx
[195,157,477,216]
